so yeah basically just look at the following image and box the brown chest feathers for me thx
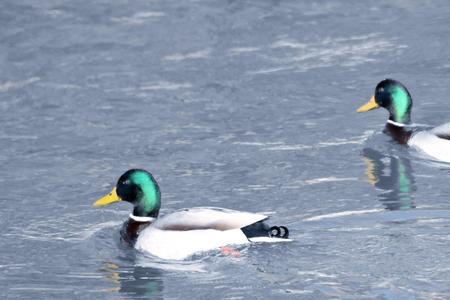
[120,219,152,246]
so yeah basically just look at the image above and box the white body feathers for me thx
[408,123,450,163]
[134,207,276,260]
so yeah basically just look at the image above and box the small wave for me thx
[232,142,283,146]
[233,184,278,192]
[317,140,362,146]
[303,177,358,185]
[0,263,30,270]
[4,211,123,242]
[297,270,337,278]
[135,254,208,273]
[235,131,373,152]
[0,134,38,140]
[9,287,74,292]
[249,33,406,74]
[282,177,358,190]
[229,47,261,55]
[140,81,192,91]
[263,144,312,151]
[271,40,307,49]
[4,220,121,242]
[111,11,164,25]
[304,209,383,221]
[0,77,40,92]
[164,49,210,61]
[248,66,295,75]
[304,208,450,224]
[38,83,82,90]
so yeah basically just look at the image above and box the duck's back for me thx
[152,207,267,231]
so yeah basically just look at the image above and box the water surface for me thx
[2,0,450,299]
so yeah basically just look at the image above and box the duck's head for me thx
[357,79,413,125]
[93,169,161,218]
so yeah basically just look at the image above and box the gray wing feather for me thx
[153,207,268,231]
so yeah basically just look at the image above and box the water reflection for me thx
[362,148,416,210]
[101,262,164,299]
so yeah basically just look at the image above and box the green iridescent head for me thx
[357,79,413,124]
[94,169,161,218]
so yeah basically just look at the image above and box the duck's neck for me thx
[132,206,159,219]
[384,121,413,145]
[129,213,156,222]
[120,216,155,246]
[120,208,158,245]
[389,112,411,125]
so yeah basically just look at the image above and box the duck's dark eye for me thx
[375,89,388,106]
[117,182,140,203]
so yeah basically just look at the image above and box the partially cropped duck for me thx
[357,79,450,163]
[93,169,289,260]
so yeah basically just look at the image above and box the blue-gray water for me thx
[2,0,450,299]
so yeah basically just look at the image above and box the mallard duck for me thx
[93,169,290,260]
[357,79,450,163]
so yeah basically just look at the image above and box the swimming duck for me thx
[357,79,450,163]
[93,169,289,260]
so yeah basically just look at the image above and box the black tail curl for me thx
[268,226,289,239]
[241,221,289,239]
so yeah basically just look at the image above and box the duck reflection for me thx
[362,148,416,210]
[101,262,163,299]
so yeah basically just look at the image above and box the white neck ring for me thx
[387,119,406,127]
[129,213,156,222]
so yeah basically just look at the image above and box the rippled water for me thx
[2,0,450,299]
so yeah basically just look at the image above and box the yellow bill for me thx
[357,95,380,112]
[93,187,121,207]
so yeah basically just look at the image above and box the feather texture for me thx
[134,207,271,260]
[409,123,450,163]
